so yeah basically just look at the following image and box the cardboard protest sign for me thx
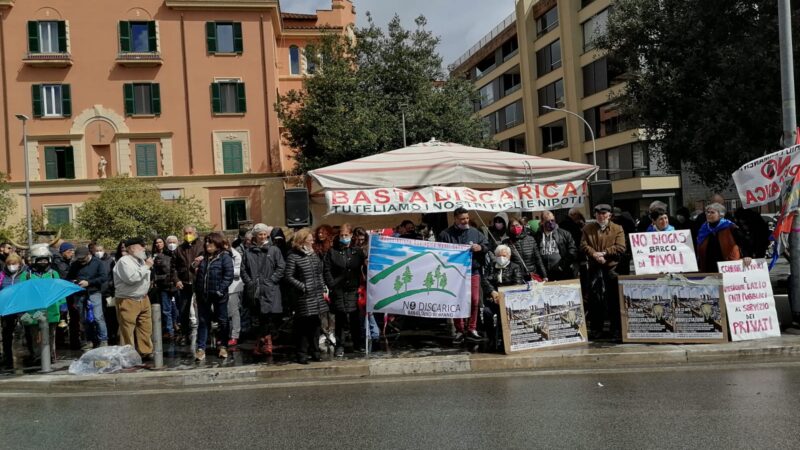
[498,280,587,353]
[367,235,471,318]
[619,274,728,344]
[629,230,698,275]
[718,260,781,341]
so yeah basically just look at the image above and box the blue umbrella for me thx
[0,279,85,316]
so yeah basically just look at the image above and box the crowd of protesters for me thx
[0,193,773,369]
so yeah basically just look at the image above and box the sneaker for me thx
[57,320,68,329]
[465,330,486,342]
[81,342,93,351]
[227,338,238,348]
[99,341,108,347]
[297,354,309,365]
[334,346,344,357]
[195,349,206,361]
[218,346,228,359]
[453,332,464,344]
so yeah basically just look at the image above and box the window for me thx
[479,83,496,108]
[289,46,300,75]
[501,36,518,60]
[223,199,247,231]
[206,22,243,54]
[306,47,318,74]
[500,135,526,154]
[537,79,564,114]
[541,119,567,152]
[135,143,158,177]
[211,81,246,114]
[536,39,562,77]
[32,84,71,118]
[222,141,244,174]
[504,102,522,129]
[482,115,495,139]
[583,103,624,139]
[583,56,625,97]
[582,9,609,52]
[607,147,621,178]
[536,7,559,37]
[474,54,496,79]
[502,71,521,95]
[123,83,161,116]
[45,207,71,226]
[28,21,67,53]
[119,21,157,53]
[582,0,597,7]
[44,146,75,180]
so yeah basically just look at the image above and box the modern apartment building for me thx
[0,0,355,231]
[451,0,682,216]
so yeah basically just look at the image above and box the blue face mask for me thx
[340,238,351,246]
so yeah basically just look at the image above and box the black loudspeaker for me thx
[285,188,310,227]
[588,180,613,209]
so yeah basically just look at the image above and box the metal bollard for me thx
[38,315,51,373]
[151,303,163,369]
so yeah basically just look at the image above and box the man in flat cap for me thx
[580,204,626,341]
[113,237,154,357]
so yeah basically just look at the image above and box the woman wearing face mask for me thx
[193,232,234,361]
[285,228,328,364]
[323,224,366,357]
[503,217,547,282]
[1,253,27,368]
[481,245,524,351]
[151,237,178,341]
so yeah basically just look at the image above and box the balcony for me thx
[116,52,163,67]
[23,52,72,68]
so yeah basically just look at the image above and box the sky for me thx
[281,0,517,67]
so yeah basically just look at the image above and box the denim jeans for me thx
[159,291,175,335]
[196,297,229,351]
[78,292,108,343]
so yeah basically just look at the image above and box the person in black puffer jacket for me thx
[503,216,547,281]
[241,223,285,356]
[323,224,366,357]
[284,227,328,364]
[194,232,233,361]
[481,244,525,351]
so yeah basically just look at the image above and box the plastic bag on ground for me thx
[68,345,143,375]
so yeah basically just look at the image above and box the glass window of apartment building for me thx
[541,119,567,152]
[583,103,624,139]
[537,79,564,114]
[500,134,526,154]
[582,8,609,52]
[582,57,624,97]
[290,46,301,75]
[474,54,497,79]
[502,36,519,61]
[502,70,521,95]
[32,84,71,118]
[536,39,562,77]
[30,21,66,53]
[207,22,243,54]
[536,7,559,37]
[124,83,161,116]
[44,146,75,180]
[224,199,248,230]
[479,83,496,108]
[120,21,157,53]
[504,101,523,129]
[211,81,247,114]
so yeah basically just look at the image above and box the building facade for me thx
[0,0,355,231]
[451,0,682,217]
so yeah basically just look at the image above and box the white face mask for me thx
[167,243,178,252]
[496,256,509,267]
[7,264,19,273]
[95,251,105,259]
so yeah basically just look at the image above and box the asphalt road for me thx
[3,363,800,449]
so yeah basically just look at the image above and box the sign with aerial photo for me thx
[619,274,728,343]
[498,280,587,353]
[366,235,472,318]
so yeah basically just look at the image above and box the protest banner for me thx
[366,235,471,319]
[619,274,728,344]
[718,260,781,341]
[498,280,587,353]
[324,181,586,215]
[629,230,698,275]
[732,144,800,209]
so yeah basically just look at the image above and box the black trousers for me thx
[588,267,621,334]
[334,310,362,350]
[176,284,194,337]
[295,315,321,358]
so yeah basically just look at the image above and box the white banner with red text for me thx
[324,181,587,215]
[732,144,800,209]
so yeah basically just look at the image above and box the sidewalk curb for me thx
[2,336,799,392]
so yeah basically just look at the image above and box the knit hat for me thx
[59,242,75,253]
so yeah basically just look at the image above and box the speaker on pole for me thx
[285,188,310,228]
[588,180,613,208]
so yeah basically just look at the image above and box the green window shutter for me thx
[222,141,243,174]
[64,147,75,179]
[28,21,40,53]
[61,84,72,117]
[236,82,246,113]
[119,21,131,52]
[148,21,157,52]
[57,21,67,53]
[211,83,221,113]
[44,147,58,180]
[206,22,217,53]
[31,84,43,118]
[151,83,161,115]
[135,144,158,176]
[233,22,243,53]
[146,145,157,176]
[123,84,134,116]
[48,208,70,226]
